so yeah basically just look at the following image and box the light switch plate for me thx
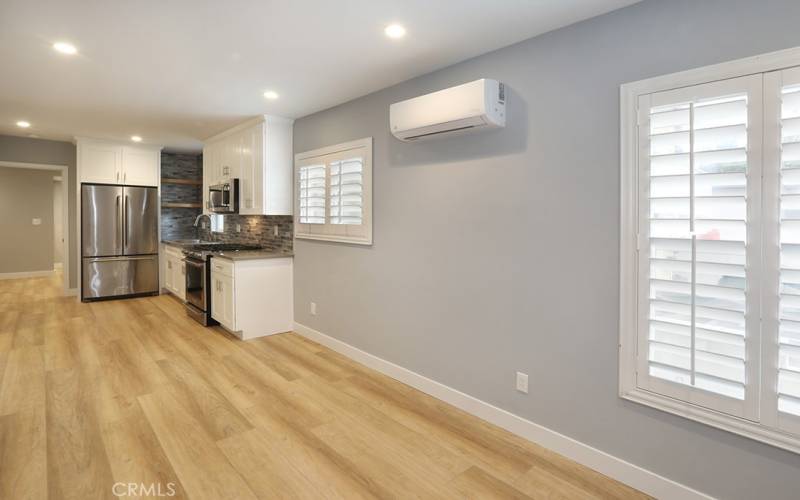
[516,372,529,394]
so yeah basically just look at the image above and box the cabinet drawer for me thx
[165,245,183,258]
[210,257,234,277]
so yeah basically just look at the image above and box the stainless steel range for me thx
[183,243,261,325]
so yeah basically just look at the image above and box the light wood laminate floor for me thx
[0,273,650,499]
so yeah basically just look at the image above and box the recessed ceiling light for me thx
[263,90,279,100]
[384,24,406,39]
[16,120,31,128]
[53,41,78,55]
[131,135,142,142]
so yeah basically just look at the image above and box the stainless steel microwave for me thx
[208,179,239,213]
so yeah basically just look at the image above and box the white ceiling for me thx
[0,0,638,152]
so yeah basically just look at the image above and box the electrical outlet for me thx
[516,372,529,394]
[235,223,241,233]
[273,225,279,237]
[310,302,317,315]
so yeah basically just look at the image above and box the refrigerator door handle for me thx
[115,195,122,253]
[124,194,129,250]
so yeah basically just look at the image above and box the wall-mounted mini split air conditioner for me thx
[389,78,506,141]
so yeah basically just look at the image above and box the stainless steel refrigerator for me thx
[81,184,159,300]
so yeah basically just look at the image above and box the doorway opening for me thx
[0,161,70,294]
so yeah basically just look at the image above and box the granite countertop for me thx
[161,239,213,248]
[212,250,294,261]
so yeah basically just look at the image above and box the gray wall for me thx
[293,1,800,498]
[0,167,55,273]
[0,136,77,288]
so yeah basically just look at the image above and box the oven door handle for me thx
[183,257,205,267]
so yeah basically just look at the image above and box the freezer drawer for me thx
[82,256,159,300]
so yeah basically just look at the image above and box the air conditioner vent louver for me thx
[389,79,506,142]
[404,125,478,141]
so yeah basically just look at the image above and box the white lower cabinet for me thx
[175,259,186,300]
[162,245,186,301]
[210,256,293,339]
[211,272,235,331]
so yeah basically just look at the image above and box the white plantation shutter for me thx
[762,66,800,435]
[295,138,373,245]
[778,80,800,419]
[299,164,326,224]
[637,75,762,419]
[330,157,363,225]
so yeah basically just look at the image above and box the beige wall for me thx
[0,135,76,287]
[0,167,55,273]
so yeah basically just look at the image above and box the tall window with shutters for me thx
[294,137,373,245]
[622,50,800,454]
[636,75,762,421]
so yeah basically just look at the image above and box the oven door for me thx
[184,257,206,311]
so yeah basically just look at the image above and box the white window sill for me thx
[295,233,373,246]
[621,387,800,454]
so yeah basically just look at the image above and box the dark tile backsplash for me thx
[160,152,293,250]
[161,209,202,240]
[197,215,294,253]
[160,152,204,241]
[162,153,202,179]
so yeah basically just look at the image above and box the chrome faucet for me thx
[194,213,212,239]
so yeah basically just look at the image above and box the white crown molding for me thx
[203,114,295,144]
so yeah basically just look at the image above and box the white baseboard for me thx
[0,270,55,280]
[293,322,713,500]
[64,288,78,296]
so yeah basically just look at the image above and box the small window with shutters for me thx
[298,164,326,224]
[621,50,800,454]
[294,138,372,245]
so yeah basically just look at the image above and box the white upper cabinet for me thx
[80,141,122,184]
[78,139,161,186]
[202,115,294,215]
[121,147,160,186]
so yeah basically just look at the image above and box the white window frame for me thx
[294,137,373,245]
[620,46,800,454]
